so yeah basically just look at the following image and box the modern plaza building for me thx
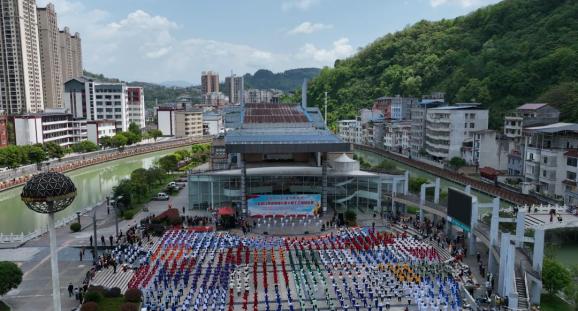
[188,100,408,217]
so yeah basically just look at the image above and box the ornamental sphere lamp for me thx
[21,172,77,311]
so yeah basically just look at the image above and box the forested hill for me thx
[306,0,578,128]
[243,68,320,92]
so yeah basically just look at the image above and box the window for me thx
[543,157,548,164]
[567,157,578,167]
[567,171,577,180]
[542,170,547,177]
[470,123,475,128]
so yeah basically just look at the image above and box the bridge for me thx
[354,144,540,206]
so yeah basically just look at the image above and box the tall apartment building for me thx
[244,89,283,104]
[37,4,63,108]
[224,74,244,104]
[63,78,145,132]
[410,96,444,157]
[425,104,489,161]
[0,0,44,113]
[383,121,412,154]
[58,26,82,83]
[201,71,219,95]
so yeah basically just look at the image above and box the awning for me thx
[218,207,235,216]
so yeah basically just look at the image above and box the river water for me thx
[0,148,182,235]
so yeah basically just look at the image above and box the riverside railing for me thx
[0,201,104,244]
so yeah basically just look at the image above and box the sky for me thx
[37,0,502,84]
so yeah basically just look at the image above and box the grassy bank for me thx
[541,294,572,311]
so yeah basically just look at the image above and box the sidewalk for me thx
[0,178,191,311]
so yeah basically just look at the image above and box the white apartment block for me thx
[425,104,489,161]
[203,112,223,136]
[201,92,228,107]
[15,109,86,146]
[244,89,283,104]
[37,4,63,108]
[0,0,44,113]
[175,110,203,138]
[383,121,412,155]
[225,74,244,104]
[564,149,578,207]
[524,123,578,199]
[461,129,514,171]
[86,120,115,144]
[63,78,145,132]
[157,107,177,136]
[337,119,362,144]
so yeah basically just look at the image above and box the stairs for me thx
[90,268,134,293]
[516,275,529,310]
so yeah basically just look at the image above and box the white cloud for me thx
[38,1,350,83]
[430,0,493,7]
[298,38,354,63]
[288,22,333,35]
[282,0,320,11]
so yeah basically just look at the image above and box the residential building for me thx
[201,92,228,107]
[410,95,445,157]
[37,4,63,108]
[201,71,219,94]
[209,136,228,170]
[157,106,178,136]
[126,87,145,129]
[14,109,86,147]
[203,111,223,136]
[507,150,524,176]
[461,130,514,171]
[224,74,244,104]
[0,114,8,148]
[244,89,283,104]
[564,149,578,207]
[337,119,362,144]
[175,110,203,138]
[504,103,560,138]
[425,104,489,161]
[59,26,82,83]
[63,78,145,132]
[0,0,44,113]
[383,121,412,155]
[86,120,115,144]
[524,123,578,198]
[372,96,416,121]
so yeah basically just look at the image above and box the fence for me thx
[0,201,104,244]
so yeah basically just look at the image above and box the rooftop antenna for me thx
[302,79,307,109]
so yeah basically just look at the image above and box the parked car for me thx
[168,181,185,190]
[153,192,170,201]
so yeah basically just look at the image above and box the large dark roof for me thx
[243,103,308,124]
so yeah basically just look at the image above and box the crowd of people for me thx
[120,227,467,311]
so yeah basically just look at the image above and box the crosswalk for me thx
[90,268,134,293]
[388,223,453,261]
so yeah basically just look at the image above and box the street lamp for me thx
[76,211,81,226]
[114,196,123,238]
[21,172,77,311]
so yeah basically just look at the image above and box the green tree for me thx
[158,154,178,172]
[448,157,466,169]
[43,142,64,159]
[99,136,113,148]
[146,167,166,185]
[71,141,99,153]
[409,177,430,193]
[0,261,23,296]
[113,179,133,208]
[112,133,129,148]
[123,131,141,145]
[542,259,571,296]
[26,145,48,165]
[0,146,25,168]
[148,129,163,141]
[128,122,141,135]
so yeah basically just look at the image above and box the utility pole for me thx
[92,208,98,260]
[324,91,328,127]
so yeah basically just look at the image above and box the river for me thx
[0,148,184,235]
[355,149,512,209]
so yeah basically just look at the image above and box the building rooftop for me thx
[429,105,487,111]
[243,103,308,124]
[517,103,548,110]
[203,166,377,177]
[525,122,578,134]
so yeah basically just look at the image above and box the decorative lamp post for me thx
[21,172,77,311]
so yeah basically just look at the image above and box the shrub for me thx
[87,285,106,296]
[0,261,23,296]
[83,291,103,303]
[344,210,357,227]
[124,288,142,303]
[104,287,122,298]
[122,209,136,220]
[80,301,98,311]
[70,222,81,232]
[120,302,139,311]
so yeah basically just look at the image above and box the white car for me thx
[153,192,170,201]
